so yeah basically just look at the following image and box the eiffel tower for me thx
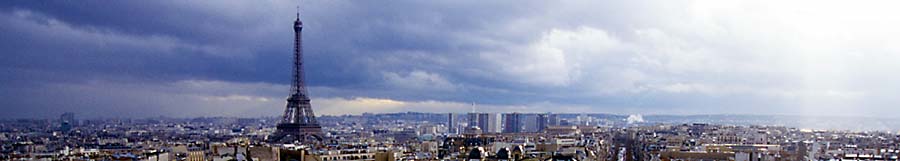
[270,11,323,144]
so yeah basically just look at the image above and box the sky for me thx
[2,0,900,118]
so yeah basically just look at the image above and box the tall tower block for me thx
[270,11,324,144]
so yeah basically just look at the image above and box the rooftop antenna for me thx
[296,5,300,19]
[471,102,476,113]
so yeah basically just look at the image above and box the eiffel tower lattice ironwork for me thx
[270,11,323,144]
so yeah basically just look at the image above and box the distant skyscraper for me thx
[576,114,591,126]
[521,114,539,132]
[548,113,559,126]
[477,113,490,133]
[59,112,75,132]
[503,113,521,133]
[464,113,501,133]
[486,113,502,133]
[536,113,548,132]
[559,119,572,126]
[466,113,485,133]
[270,11,323,143]
[467,113,479,130]
[448,113,459,134]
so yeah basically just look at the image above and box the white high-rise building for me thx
[485,113,501,133]
[467,113,502,133]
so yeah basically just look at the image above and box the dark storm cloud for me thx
[1,0,899,118]
[0,0,553,118]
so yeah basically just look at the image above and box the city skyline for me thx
[4,0,900,119]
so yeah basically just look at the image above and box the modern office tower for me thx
[468,113,479,130]
[536,113,548,132]
[448,113,459,134]
[487,113,502,133]
[548,113,559,126]
[575,114,592,126]
[477,113,490,133]
[60,112,75,125]
[521,114,540,132]
[466,112,493,133]
[503,113,522,133]
[271,11,323,143]
[560,119,572,126]
[59,112,75,132]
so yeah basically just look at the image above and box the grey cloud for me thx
[2,0,900,118]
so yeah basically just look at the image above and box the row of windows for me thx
[321,154,374,161]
